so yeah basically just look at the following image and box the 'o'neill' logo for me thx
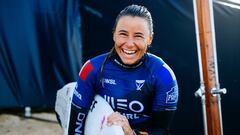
[136,80,145,90]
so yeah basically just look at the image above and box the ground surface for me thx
[0,112,63,135]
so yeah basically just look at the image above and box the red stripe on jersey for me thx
[79,60,93,81]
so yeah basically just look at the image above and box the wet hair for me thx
[113,4,153,34]
[100,5,153,86]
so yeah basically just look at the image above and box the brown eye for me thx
[135,34,144,39]
[135,32,144,39]
[119,32,128,37]
[135,35,143,38]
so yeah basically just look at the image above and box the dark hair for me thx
[100,5,153,86]
[113,4,153,34]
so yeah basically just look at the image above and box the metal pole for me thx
[193,0,226,135]
[193,0,208,134]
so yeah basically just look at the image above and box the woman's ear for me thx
[113,31,116,42]
[148,32,154,46]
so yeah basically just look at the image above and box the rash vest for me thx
[72,52,178,132]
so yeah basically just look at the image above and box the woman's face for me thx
[113,16,153,65]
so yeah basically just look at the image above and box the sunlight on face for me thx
[113,16,153,65]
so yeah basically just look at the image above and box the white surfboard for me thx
[84,95,124,135]
[55,82,76,135]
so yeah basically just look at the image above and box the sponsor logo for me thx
[103,78,116,85]
[135,80,145,90]
[73,90,82,100]
[166,86,178,104]
[129,100,144,113]
[122,113,140,119]
[75,113,86,134]
[104,95,144,113]
[121,113,149,120]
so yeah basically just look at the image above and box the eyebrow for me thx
[118,30,128,33]
[135,32,144,36]
[118,30,144,36]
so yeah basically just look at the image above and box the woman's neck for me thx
[111,51,145,69]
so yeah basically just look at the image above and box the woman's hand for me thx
[107,112,134,135]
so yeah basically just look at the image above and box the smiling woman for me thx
[66,4,179,135]
[113,16,153,65]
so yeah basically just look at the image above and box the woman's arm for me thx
[68,103,89,135]
[107,110,175,135]
[137,110,175,135]
[68,60,97,135]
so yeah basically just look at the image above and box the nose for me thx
[125,38,135,47]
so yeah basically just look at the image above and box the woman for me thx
[68,4,178,135]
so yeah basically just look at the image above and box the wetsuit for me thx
[68,52,178,135]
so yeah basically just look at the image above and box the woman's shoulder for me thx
[81,53,108,71]
[146,53,176,77]
[146,53,165,66]
[90,53,108,64]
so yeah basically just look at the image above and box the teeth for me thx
[123,49,136,54]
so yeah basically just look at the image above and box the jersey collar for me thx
[111,51,146,69]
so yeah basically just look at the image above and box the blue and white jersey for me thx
[71,52,178,134]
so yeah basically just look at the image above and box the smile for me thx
[122,49,137,55]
